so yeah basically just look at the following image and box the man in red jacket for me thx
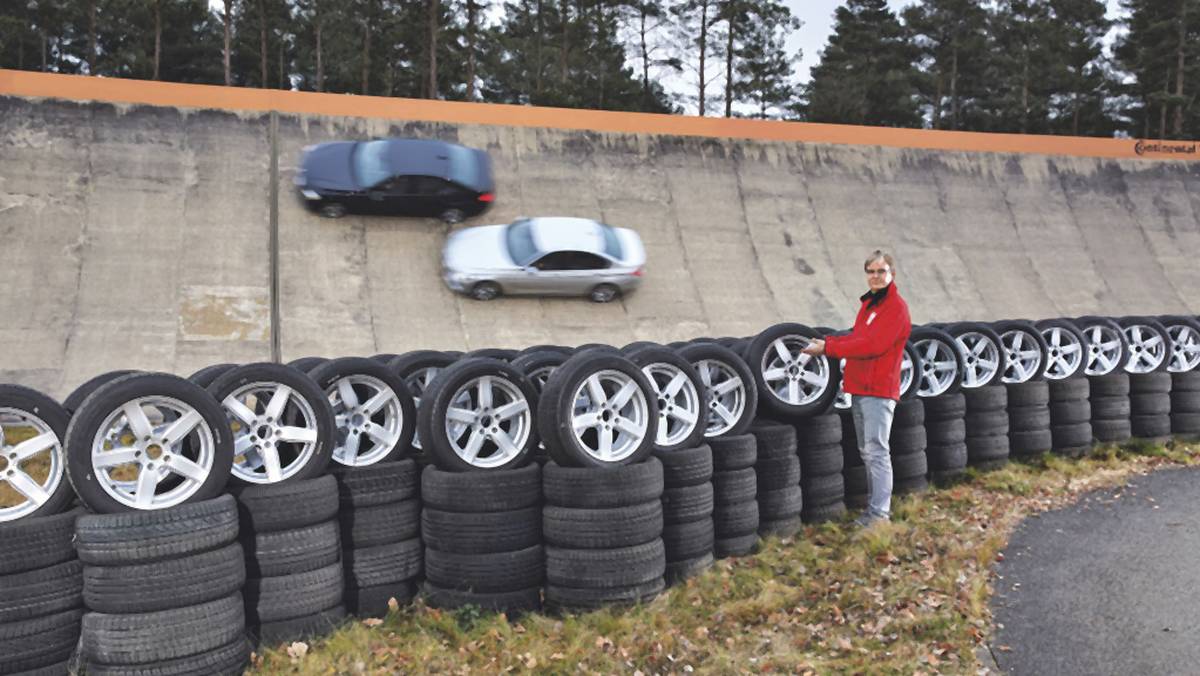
[802,250,912,526]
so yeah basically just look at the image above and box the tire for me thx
[926,442,968,471]
[910,327,965,397]
[923,392,966,420]
[892,399,925,429]
[1006,381,1049,408]
[749,423,797,460]
[542,458,662,508]
[676,342,759,438]
[286,356,329,374]
[0,508,80,574]
[343,538,424,586]
[1050,400,1092,425]
[1172,390,1200,413]
[801,472,844,507]
[965,410,1010,436]
[889,425,927,456]
[187,363,238,389]
[544,578,664,611]
[1008,406,1051,433]
[714,532,759,558]
[589,284,620,303]
[421,583,541,614]
[745,323,839,419]
[537,351,658,468]
[653,444,713,488]
[994,320,1049,384]
[1090,396,1131,420]
[1009,429,1053,456]
[543,501,661,549]
[925,417,967,445]
[662,483,714,524]
[1170,412,1200,435]
[242,520,340,578]
[713,499,759,537]
[801,501,847,524]
[1130,414,1171,439]
[422,463,540,512]
[754,455,800,490]
[757,485,802,518]
[207,362,337,485]
[244,562,344,624]
[1036,318,1089,380]
[470,282,501,301]
[709,434,757,470]
[62,370,138,414]
[712,468,756,504]
[0,385,73,522]
[899,340,924,401]
[75,495,238,566]
[1130,392,1170,416]
[339,498,419,548]
[440,208,465,224]
[228,474,339,533]
[308,357,417,467]
[83,542,245,614]
[1172,371,1200,393]
[793,413,843,448]
[963,385,1007,412]
[510,350,570,394]
[319,203,346,218]
[626,347,709,453]
[81,593,244,666]
[665,552,715,585]
[1051,422,1093,449]
[1118,316,1172,374]
[758,515,803,537]
[1089,373,1130,397]
[0,559,82,623]
[417,358,538,472]
[798,442,843,477]
[83,637,251,676]
[891,450,928,480]
[1128,372,1172,394]
[948,322,1008,389]
[0,608,82,674]
[1075,316,1129,377]
[545,540,665,589]
[894,474,930,496]
[345,581,416,618]
[251,604,345,646]
[387,351,459,453]
[844,464,867,498]
[1160,316,1200,374]
[661,518,714,561]
[425,545,544,593]
[1048,378,1090,402]
[1092,419,1131,443]
[966,435,1009,464]
[423,506,542,553]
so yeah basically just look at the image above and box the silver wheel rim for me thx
[954,332,1002,388]
[1040,327,1085,380]
[403,367,442,451]
[526,366,558,393]
[915,339,960,397]
[640,363,702,447]
[443,376,531,468]
[834,358,851,409]
[1167,324,1200,373]
[899,350,916,397]
[89,396,215,510]
[222,382,320,484]
[0,409,64,522]
[1082,324,1125,376]
[325,375,403,466]
[695,359,747,437]
[1122,324,1167,374]
[759,336,830,407]
[570,369,651,461]
[1000,329,1044,383]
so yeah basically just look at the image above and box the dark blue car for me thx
[293,138,495,223]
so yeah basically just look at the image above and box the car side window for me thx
[531,251,611,271]
[412,176,452,196]
[381,176,412,194]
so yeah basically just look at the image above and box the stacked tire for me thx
[1048,379,1093,457]
[1089,374,1132,443]
[333,462,421,618]
[841,409,866,508]
[656,446,716,584]
[77,496,250,675]
[233,477,348,642]
[1170,371,1200,438]
[964,386,1010,470]
[0,510,82,676]
[792,414,845,523]
[924,393,968,483]
[889,399,929,495]
[543,460,666,611]
[422,465,542,613]
[1129,372,1172,442]
[708,434,760,557]
[1006,381,1052,459]
[748,423,805,532]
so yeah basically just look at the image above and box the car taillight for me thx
[478,192,495,203]
[632,268,643,277]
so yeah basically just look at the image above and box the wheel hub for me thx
[145,444,164,461]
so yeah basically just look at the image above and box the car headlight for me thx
[300,189,321,201]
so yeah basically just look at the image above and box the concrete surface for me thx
[990,466,1200,675]
[1,95,1198,399]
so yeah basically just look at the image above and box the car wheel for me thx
[307,357,416,467]
[319,203,346,218]
[470,282,500,301]
[0,385,73,522]
[440,209,465,224]
[589,284,619,303]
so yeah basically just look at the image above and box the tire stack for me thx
[840,409,866,509]
[749,423,805,533]
[1048,379,1093,457]
[1129,373,1173,442]
[792,414,846,523]
[0,510,82,676]
[1170,371,1200,438]
[233,476,348,642]
[1006,381,1052,459]
[656,445,716,584]
[708,434,760,558]
[963,386,1010,470]
[543,459,666,611]
[1089,374,1132,443]
[422,464,542,613]
[333,462,422,618]
[924,393,968,483]
[890,398,929,495]
[76,496,251,675]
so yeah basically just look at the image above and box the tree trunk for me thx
[698,0,709,116]
[361,9,372,95]
[1160,75,1169,139]
[1020,52,1029,133]
[949,46,958,129]
[1072,92,1080,136]
[1173,2,1186,137]
[466,0,477,99]
[535,0,543,96]
[223,0,232,85]
[153,0,161,80]
[278,38,284,88]
[88,0,97,74]
[932,72,943,129]
[724,4,734,118]
[316,18,324,92]
[428,0,439,98]
[639,8,650,97]
[41,31,47,72]
[560,0,569,84]
[258,0,268,87]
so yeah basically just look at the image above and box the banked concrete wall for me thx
[1,72,1198,399]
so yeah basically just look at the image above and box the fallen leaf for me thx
[387,596,400,612]
[286,642,308,662]
[362,618,383,628]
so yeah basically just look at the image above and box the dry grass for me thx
[249,438,1198,675]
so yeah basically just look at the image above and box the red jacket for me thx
[823,283,912,400]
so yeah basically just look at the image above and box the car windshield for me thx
[505,219,539,265]
[600,223,623,259]
[352,140,391,188]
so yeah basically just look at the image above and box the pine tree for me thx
[730,0,798,118]
[1115,0,1200,139]
[902,0,989,130]
[1045,0,1115,136]
[671,0,722,115]
[982,0,1057,133]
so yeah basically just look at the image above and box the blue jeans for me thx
[851,395,896,520]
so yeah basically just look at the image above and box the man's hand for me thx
[801,338,825,356]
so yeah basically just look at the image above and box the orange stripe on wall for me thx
[3,69,1198,161]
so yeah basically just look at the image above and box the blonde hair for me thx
[863,250,896,272]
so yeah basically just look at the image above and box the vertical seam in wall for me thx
[732,144,781,321]
[269,110,281,362]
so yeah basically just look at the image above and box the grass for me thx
[250,438,1192,673]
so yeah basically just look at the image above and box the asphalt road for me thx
[989,465,1200,675]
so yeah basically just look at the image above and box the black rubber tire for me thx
[748,423,797,461]
[510,350,570,394]
[891,399,925,429]
[543,501,661,549]
[339,498,419,548]
[891,450,928,480]
[966,435,1009,464]
[421,582,541,614]
[798,442,843,477]
[61,370,138,414]
[923,392,966,420]
[1009,429,1053,456]
[745,323,839,419]
[422,505,541,554]
[242,519,340,578]
[662,518,714,561]
[329,460,419,508]
[0,385,74,523]
[712,468,756,504]
[0,559,82,623]
[542,458,663,508]
[653,444,713,488]
[1128,372,1172,394]
[708,434,757,470]
[911,327,965,396]
[626,346,710,453]
[1006,381,1050,407]
[1050,400,1092,425]
[75,495,238,566]
[187,363,238,390]
[948,322,1009,389]
[1048,377,1090,402]
[662,483,714,524]
[792,413,842,448]
[1130,414,1171,439]
[889,424,927,455]
[83,637,251,676]
[286,357,329,374]
[0,608,82,674]
[343,538,423,586]
[665,552,715,585]
[463,348,518,362]
[425,545,544,593]
[1130,393,1171,416]
[537,351,658,467]
[994,320,1050,383]
[64,372,234,514]
[1092,418,1132,443]
[963,385,1007,411]
[1089,396,1131,420]
[925,417,967,445]
[345,581,416,618]
[83,542,245,614]
[545,540,665,588]
[1170,413,1200,435]
[0,508,80,574]
[1171,371,1200,393]
[1172,390,1200,413]
[757,485,802,519]
[422,463,540,512]
[251,604,346,647]
[1008,406,1051,433]
[676,342,759,438]
[229,474,339,533]
[1089,373,1130,397]
[544,578,664,612]
[894,474,930,496]
[926,441,968,471]
[1074,316,1129,377]
[1035,318,1090,380]
[754,455,800,490]
[801,501,847,524]
[1051,422,1093,449]
[81,593,244,666]
[244,562,344,624]
[801,472,844,508]
[714,532,759,558]
[758,515,803,537]
[713,499,759,537]
[965,409,1010,436]
[1118,317,1172,374]
[844,464,867,500]
[308,357,417,466]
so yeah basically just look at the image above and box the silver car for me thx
[442,217,646,302]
